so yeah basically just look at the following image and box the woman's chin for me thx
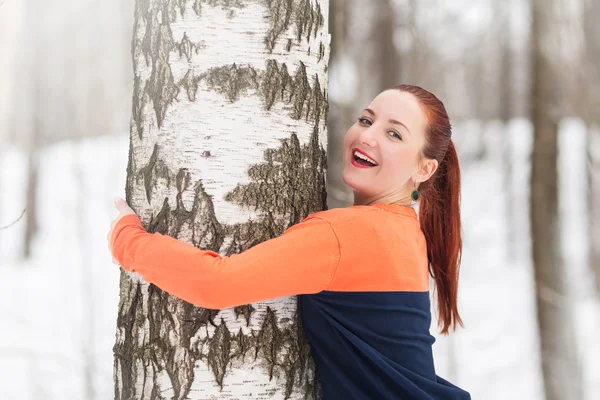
[342,173,365,193]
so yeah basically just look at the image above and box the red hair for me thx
[391,84,463,334]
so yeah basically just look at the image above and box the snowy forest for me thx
[0,0,599,399]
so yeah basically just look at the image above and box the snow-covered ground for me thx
[0,120,599,399]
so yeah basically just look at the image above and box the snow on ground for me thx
[0,135,128,400]
[0,120,599,399]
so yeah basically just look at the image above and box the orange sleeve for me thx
[110,213,340,309]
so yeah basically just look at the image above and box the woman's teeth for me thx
[354,150,378,166]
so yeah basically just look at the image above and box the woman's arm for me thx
[110,213,340,309]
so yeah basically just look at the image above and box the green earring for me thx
[411,182,420,202]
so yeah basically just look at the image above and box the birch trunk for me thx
[114,1,330,399]
[530,0,581,398]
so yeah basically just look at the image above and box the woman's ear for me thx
[415,158,439,183]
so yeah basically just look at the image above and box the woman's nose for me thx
[359,126,378,148]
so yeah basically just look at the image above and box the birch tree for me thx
[530,0,581,398]
[114,1,330,399]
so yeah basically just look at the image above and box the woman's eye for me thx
[358,117,371,126]
[388,130,402,140]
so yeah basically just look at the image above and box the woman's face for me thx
[342,90,430,205]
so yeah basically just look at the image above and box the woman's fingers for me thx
[114,197,135,216]
[108,197,136,266]
[106,197,135,265]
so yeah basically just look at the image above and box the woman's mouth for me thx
[351,148,378,168]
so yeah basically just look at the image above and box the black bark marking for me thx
[148,197,172,234]
[309,73,327,129]
[187,181,225,249]
[234,304,257,326]
[113,278,142,400]
[295,0,323,43]
[201,64,261,103]
[230,327,252,360]
[208,319,232,387]
[192,0,246,19]
[256,307,285,380]
[264,0,324,53]
[206,0,245,10]
[180,69,202,101]
[199,60,327,128]
[318,41,324,62]
[291,61,310,119]
[176,167,192,194]
[183,304,220,348]
[178,32,196,62]
[176,0,187,17]
[264,0,293,53]
[136,144,173,204]
[139,2,178,129]
[131,75,145,140]
[295,300,321,400]
[147,18,178,128]
[146,286,179,397]
[143,174,225,251]
[263,60,293,111]
[225,130,326,228]
[193,0,202,16]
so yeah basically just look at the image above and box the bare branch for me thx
[0,208,26,230]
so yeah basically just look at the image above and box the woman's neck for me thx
[353,192,412,207]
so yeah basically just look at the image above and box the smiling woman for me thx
[343,89,438,207]
[109,84,470,400]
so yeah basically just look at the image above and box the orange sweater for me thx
[110,203,429,309]
[110,203,472,399]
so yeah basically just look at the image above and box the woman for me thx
[108,84,471,399]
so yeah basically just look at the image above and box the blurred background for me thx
[0,0,599,399]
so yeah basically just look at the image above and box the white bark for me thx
[115,1,330,399]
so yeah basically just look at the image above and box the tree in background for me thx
[530,0,582,398]
[326,0,352,209]
[114,0,329,398]
[2,0,134,256]
[327,0,405,210]
[583,0,600,296]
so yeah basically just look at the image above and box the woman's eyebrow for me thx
[364,108,411,135]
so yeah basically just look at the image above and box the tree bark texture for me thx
[113,1,330,399]
[530,1,581,399]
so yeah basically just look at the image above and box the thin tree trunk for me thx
[326,0,352,209]
[589,125,600,295]
[114,1,329,399]
[23,0,40,259]
[372,0,399,91]
[23,145,38,258]
[499,0,516,263]
[583,0,600,297]
[530,1,581,399]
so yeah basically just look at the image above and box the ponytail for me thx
[419,139,463,334]
[391,84,463,334]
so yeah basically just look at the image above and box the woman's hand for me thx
[107,197,137,264]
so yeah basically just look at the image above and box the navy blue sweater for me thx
[300,291,470,399]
